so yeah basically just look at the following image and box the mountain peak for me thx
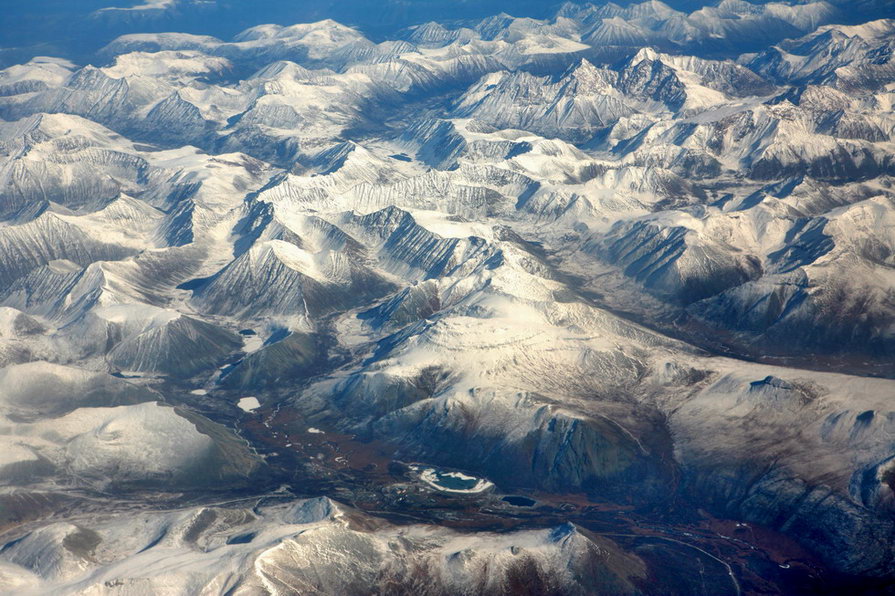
[632,47,660,64]
[560,58,615,92]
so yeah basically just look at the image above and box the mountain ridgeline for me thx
[0,1,894,594]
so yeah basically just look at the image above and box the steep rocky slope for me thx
[0,2,894,592]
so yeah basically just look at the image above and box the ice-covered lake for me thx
[413,466,494,494]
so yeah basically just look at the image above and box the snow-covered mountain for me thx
[1,1,894,593]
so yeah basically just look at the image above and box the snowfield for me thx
[0,0,894,591]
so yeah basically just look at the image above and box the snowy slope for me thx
[0,2,894,590]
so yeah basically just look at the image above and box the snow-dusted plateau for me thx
[0,0,893,593]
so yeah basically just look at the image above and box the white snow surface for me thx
[237,396,261,412]
[0,2,894,587]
